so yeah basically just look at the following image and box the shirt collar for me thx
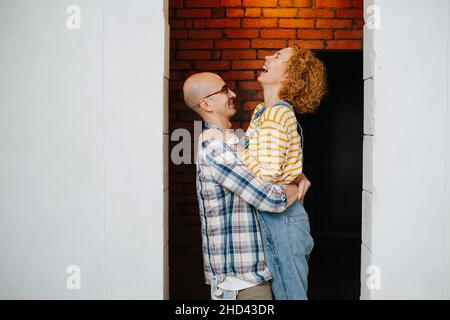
[203,122,240,146]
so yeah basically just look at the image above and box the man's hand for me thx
[294,173,311,200]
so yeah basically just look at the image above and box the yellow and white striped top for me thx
[239,102,303,185]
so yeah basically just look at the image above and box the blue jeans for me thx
[258,200,314,300]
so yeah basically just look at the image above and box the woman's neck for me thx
[262,84,282,108]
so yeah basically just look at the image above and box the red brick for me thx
[316,0,352,8]
[256,91,264,100]
[263,9,298,17]
[220,0,241,6]
[171,29,187,39]
[177,50,212,60]
[316,19,352,28]
[170,0,183,8]
[243,101,260,111]
[279,19,314,28]
[177,9,211,18]
[288,40,324,49]
[221,71,255,80]
[212,7,226,18]
[252,39,286,48]
[170,9,176,19]
[279,0,312,7]
[171,122,195,131]
[171,61,193,70]
[334,30,363,39]
[226,8,244,17]
[169,184,183,195]
[222,50,257,59]
[238,81,263,90]
[244,8,261,17]
[327,40,361,49]
[215,39,250,48]
[242,0,277,7]
[185,0,219,7]
[354,19,365,29]
[169,71,184,80]
[184,185,198,195]
[171,101,190,111]
[206,18,241,28]
[192,20,205,28]
[188,30,223,39]
[336,8,363,18]
[172,195,198,205]
[169,80,184,91]
[226,81,237,89]
[224,29,259,38]
[353,0,363,7]
[231,60,265,69]
[298,8,335,18]
[195,61,230,70]
[212,50,221,59]
[179,40,213,49]
[261,29,296,39]
[297,29,333,39]
[170,20,185,28]
[242,19,277,28]
[257,50,277,59]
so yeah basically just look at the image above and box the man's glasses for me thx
[200,85,230,101]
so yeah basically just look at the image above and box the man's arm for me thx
[204,139,294,213]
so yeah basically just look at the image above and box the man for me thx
[182,72,311,300]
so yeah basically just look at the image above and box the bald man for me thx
[183,72,310,300]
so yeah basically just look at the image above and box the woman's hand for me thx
[294,173,311,200]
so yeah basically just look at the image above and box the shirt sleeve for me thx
[204,139,288,213]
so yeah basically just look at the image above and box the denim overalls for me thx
[249,101,315,300]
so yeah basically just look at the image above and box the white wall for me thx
[0,0,168,299]
[362,0,450,299]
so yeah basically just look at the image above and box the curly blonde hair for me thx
[280,46,327,114]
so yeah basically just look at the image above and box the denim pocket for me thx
[286,219,314,256]
[285,214,308,225]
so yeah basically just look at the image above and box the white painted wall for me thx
[0,0,168,299]
[362,0,450,299]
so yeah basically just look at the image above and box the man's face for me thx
[201,76,237,119]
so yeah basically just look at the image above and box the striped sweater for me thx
[239,102,303,185]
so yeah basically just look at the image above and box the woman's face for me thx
[258,47,294,85]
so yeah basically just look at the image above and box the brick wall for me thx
[168,0,363,299]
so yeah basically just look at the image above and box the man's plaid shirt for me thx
[196,124,288,286]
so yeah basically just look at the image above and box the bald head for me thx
[183,72,224,110]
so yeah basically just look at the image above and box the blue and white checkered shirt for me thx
[196,123,288,286]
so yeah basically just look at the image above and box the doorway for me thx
[301,51,363,299]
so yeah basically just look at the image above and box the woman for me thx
[239,45,326,299]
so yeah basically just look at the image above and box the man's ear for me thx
[198,99,214,113]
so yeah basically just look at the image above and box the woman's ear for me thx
[198,99,214,113]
